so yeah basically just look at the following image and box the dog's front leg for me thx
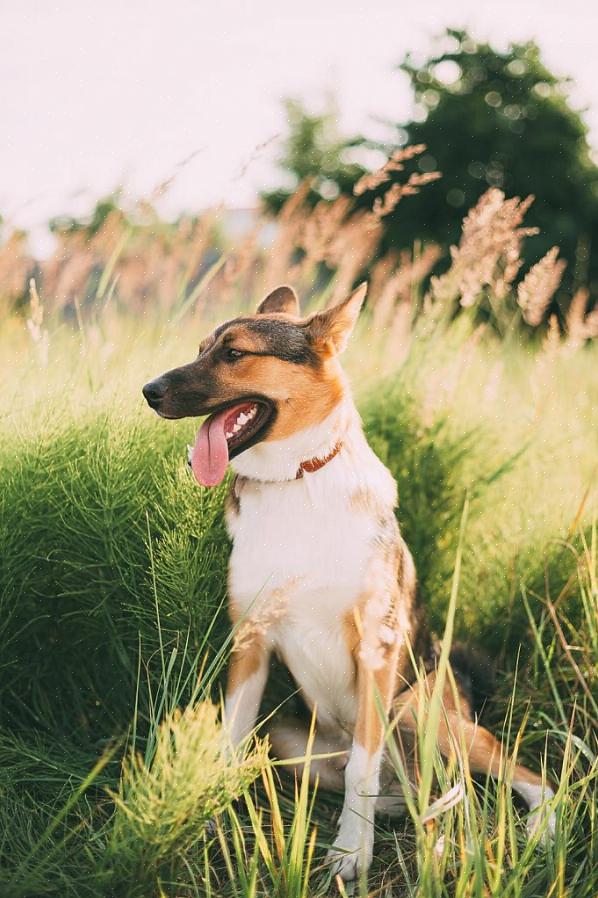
[327,622,399,882]
[223,638,270,748]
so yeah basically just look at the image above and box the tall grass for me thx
[0,173,596,895]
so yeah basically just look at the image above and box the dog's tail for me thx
[448,642,496,719]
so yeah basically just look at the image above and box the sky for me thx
[2,0,598,249]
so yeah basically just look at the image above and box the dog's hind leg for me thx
[269,718,350,792]
[393,674,556,840]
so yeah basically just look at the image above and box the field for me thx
[0,181,597,897]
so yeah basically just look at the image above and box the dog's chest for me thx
[227,477,379,725]
[227,477,376,616]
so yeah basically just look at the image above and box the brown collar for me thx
[295,442,343,479]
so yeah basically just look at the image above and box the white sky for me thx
[2,0,598,245]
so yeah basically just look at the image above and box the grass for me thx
[0,305,595,897]
[1,171,597,895]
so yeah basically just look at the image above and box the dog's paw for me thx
[526,803,556,844]
[519,783,556,845]
[326,825,373,882]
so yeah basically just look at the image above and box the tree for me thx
[264,30,598,296]
[262,97,362,212]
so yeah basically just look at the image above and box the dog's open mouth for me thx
[189,399,273,487]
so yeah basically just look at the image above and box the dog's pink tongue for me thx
[191,410,230,487]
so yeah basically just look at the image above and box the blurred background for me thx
[2,0,598,285]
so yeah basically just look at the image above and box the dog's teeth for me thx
[232,423,241,433]
[225,431,233,439]
[237,413,248,425]
[187,445,194,462]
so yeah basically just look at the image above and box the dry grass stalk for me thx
[324,209,382,305]
[223,224,261,286]
[2,177,597,361]
[564,287,598,351]
[353,144,427,196]
[544,313,561,354]
[531,313,562,414]
[431,189,538,309]
[385,298,414,369]
[0,231,33,312]
[26,278,49,366]
[299,195,354,265]
[372,171,442,220]
[367,252,399,307]
[373,245,441,332]
[517,246,566,326]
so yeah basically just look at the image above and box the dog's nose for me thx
[142,378,167,407]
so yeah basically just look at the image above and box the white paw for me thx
[326,822,373,882]
[526,804,556,844]
[514,781,556,845]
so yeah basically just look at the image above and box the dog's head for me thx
[142,283,366,486]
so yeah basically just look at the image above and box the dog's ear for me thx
[256,285,300,316]
[304,283,367,355]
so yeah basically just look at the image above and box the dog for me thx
[143,284,556,881]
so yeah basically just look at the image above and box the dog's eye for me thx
[225,348,245,361]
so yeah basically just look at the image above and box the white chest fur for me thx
[226,401,398,728]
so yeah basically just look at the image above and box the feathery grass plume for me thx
[299,194,354,265]
[373,244,441,332]
[517,246,566,326]
[353,144,428,196]
[324,208,382,305]
[531,314,561,414]
[26,277,49,366]
[564,286,598,352]
[0,230,33,313]
[431,189,538,310]
[108,701,267,881]
[372,171,442,220]
[223,223,261,287]
[544,312,561,353]
[367,250,399,307]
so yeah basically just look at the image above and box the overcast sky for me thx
[2,0,598,243]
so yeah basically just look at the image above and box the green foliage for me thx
[264,29,598,300]
[0,410,230,738]
[0,315,596,895]
[108,703,267,893]
[397,29,598,293]
[363,383,469,630]
[262,98,361,214]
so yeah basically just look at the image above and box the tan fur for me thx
[350,486,392,518]
[392,672,547,789]
[226,638,265,695]
[226,354,344,441]
[197,319,347,442]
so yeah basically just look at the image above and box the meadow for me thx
[0,172,597,897]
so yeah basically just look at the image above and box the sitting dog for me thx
[143,284,555,881]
